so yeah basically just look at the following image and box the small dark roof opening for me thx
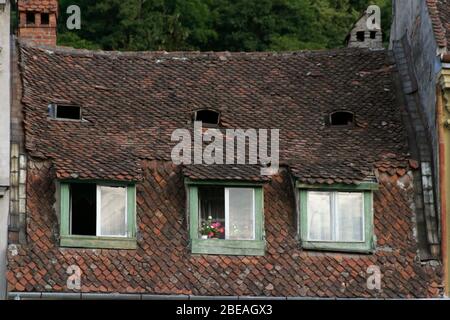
[41,13,50,25]
[329,111,355,127]
[194,109,220,126]
[370,31,377,39]
[356,31,365,42]
[49,104,82,120]
[26,12,35,25]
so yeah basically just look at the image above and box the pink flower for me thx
[208,232,214,238]
[219,228,224,234]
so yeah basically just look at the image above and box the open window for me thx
[356,31,365,42]
[193,109,220,127]
[60,182,137,249]
[41,13,50,25]
[187,182,265,256]
[26,12,36,25]
[328,111,355,127]
[48,104,82,121]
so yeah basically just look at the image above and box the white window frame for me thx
[224,187,256,241]
[306,191,365,243]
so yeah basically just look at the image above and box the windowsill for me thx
[301,241,373,254]
[60,235,137,250]
[191,239,265,256]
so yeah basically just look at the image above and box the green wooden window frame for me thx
[297,182,377,253]
[59,180,137,250]
[185,179,265,256]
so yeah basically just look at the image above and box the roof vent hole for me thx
[49,104,82,120]
[194,109,220,126]
[329,111,354,126]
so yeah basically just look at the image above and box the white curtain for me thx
[226,188,255,240]
[336,192,363,242]
[99,186,127,237]
[307,192,332,241]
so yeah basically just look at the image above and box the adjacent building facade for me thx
[389,0,450,296]
[0,0,11,300]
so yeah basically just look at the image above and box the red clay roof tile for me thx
[20,43,408,184]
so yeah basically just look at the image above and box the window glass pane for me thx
[336,192,364,242]
[307,192,332,241]
[226,188,255,240]
[99,186,127,237]
[198,187,225,239]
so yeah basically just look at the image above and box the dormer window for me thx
[193,109,220,126]
[329,111,354,127]
[48,104,82,120]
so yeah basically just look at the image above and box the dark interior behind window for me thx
[71,183,96,236]
[356,31,365,42]
[199,186,225,239]
[26,12,35,25]
[195,110,220,126]
[41,13,50,25]
[329,111,354,126]
[56,105,81,120]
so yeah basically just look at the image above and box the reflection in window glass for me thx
[99,186,127,237]
[307,192,332,241]
[337,193,363,242]
[306,191,364,242]
[226,188,255,240]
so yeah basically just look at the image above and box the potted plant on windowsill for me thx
[200,216,224,239]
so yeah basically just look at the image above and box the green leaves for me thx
[57,0,392,51]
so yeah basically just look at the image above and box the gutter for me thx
[7,292,450,300]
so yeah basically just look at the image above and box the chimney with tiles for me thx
[18,0,58,46]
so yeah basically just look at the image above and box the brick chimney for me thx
[18,0,58,46]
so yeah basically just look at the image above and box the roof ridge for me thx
[18,39,385,59]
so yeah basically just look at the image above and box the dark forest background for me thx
[16,0,393,51]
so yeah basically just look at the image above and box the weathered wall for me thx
[347,12,383,49]
[0,0,11,300]
[390,0,442,212]
[6,159,443,298]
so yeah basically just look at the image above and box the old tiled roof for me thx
[7,161,442,297]
[20,43,408,184]
[427,0,450,51]
[183,164,271,182]
[18,0,58,13]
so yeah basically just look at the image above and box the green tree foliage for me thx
[56,0,392,51]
